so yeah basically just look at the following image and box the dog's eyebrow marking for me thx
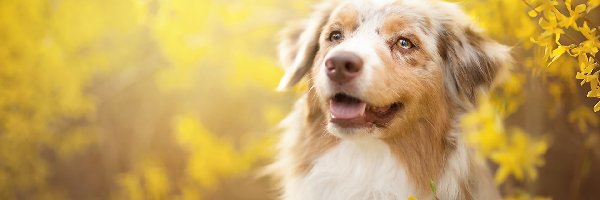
[329,5,359,32]
[381,14,409,35]
[329,22,342,30]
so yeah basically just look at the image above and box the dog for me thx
[272,0,510,199]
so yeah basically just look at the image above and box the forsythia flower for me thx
[528,0,600,112]
[462,98,507,156]
[491,129,548,183]
[568,106,600,132]
[556,0,586,30]
[462,96,548,184]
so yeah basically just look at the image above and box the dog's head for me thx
[278,0,510,138]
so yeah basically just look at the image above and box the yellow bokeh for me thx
[0,0,598,199]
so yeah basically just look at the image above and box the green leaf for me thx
[430,180,437,194]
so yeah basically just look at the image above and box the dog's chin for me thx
[327,124,380,139]
[325,93,403,139]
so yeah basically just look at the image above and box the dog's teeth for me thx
[372,105,391,113]
[360,106,366,116]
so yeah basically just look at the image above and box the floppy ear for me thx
[437,7,511,105]
[276,2,336,91]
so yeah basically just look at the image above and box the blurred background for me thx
[0,0,598,199]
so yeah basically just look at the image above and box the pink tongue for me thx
[330,100,367,119]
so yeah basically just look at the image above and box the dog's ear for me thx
[276,2,336,91]
[437,4,511,105]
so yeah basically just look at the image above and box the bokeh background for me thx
[0,0,598,199]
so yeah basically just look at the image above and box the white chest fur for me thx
[285,138,417,200]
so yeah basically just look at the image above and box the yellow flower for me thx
[491,129,548,183]
[587,0,600,12]
[557,0,586,29]
[538,16,564,45]
[575,54,598,85]
[568,106,600,132]
[529,0,559,19]
[175,115,241,188]
[578,22,599,48]
[462,96,507,156]
[547,45,571,66]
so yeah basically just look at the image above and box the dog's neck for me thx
[385,93,456,194]
[287,90,456,196]
[383,116,454,195]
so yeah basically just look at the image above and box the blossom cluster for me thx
[528,0,600,112]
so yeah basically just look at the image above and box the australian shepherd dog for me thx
[272,0,510,199]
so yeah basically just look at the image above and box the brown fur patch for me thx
[437,24,505,104]
[380,14,410,36]
[371,36,454,195]
[286,72,339,176]
[378,66,453,196]
[330,5,359,32]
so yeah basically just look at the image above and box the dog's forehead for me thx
[330,0,431,30]
[345,0,396,12]
[323,0,442,63]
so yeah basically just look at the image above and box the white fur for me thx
[276,99,497,199]
[284,138,417,200]
[437,130,470,199]
[276,99,498,199]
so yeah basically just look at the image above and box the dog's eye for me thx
[397,38,413,49]
[329,31,343,41]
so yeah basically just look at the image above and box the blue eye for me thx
[329,31,343,41]
[397,38,413,49]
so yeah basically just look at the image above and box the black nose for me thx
[325,51,363,84]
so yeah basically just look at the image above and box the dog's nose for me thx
[325,52,363,84]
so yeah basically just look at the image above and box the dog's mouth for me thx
[329,93,403,128]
